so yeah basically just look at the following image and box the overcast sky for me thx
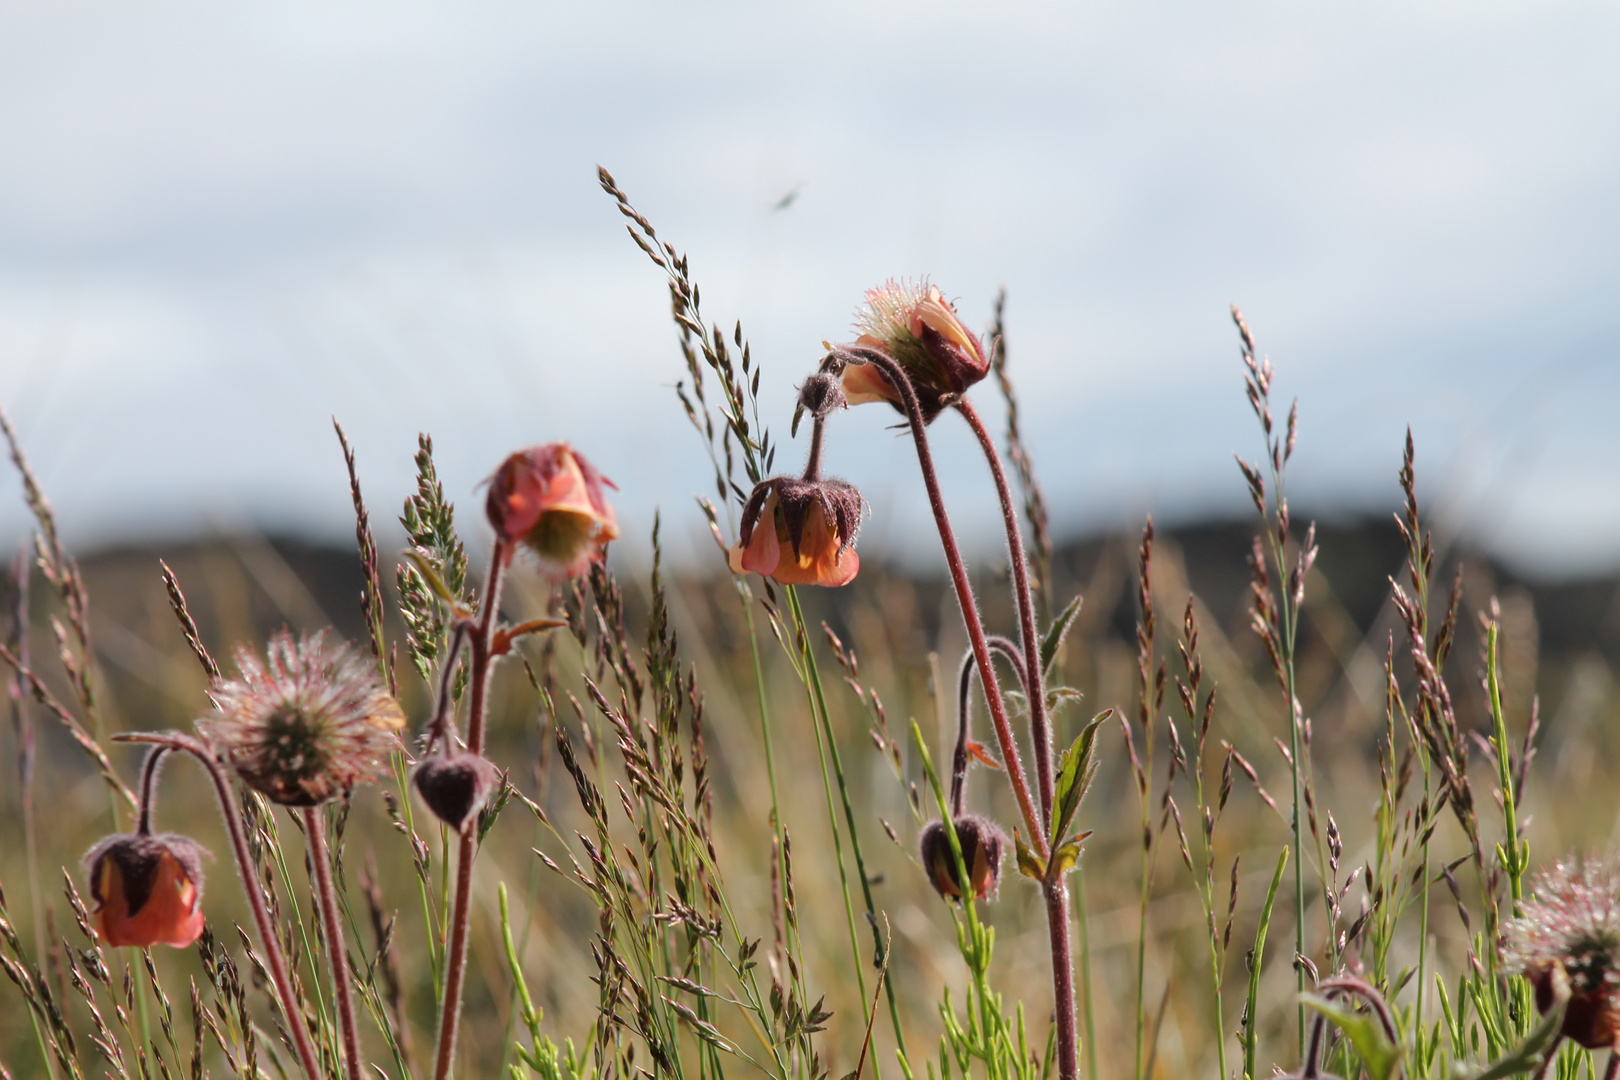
[0,1,1615,576]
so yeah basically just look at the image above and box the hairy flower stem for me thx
[837,347,1044,854]
[959,396,1080,1080]
[115,731,323,1080]
[433,542,509,1080]
[958,399,1054,817]
[305,806,362,1080]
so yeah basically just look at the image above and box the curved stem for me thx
[958,398,1055,821]
[305,806,362,1080]
[836,346,1045,856]
[115,732,322,1080]
[135,747,169,836]
[952,636,1025,816]
[433,542,508,1080]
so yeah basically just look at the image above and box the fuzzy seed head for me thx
[199,630,405,806]
[1502,852,1620,1049]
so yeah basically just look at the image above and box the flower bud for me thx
[84,833,208,948]
[794,372,847,428]
[919,815,1006,901]
[841,279,989,422]
[728,476,863,587]
[412,753,504,834]
[486,444,619,579]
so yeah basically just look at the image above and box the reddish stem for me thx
[838,346,1046,855]
[958,398,1054,820]
[957,398,1079,1080]
[115,732,323,1080]
[305,805,362,1080]
[433,542,508,1080]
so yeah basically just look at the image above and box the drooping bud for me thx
[840,279,989,423]
[199,630,405,806]
[486,443,619,579]
[1503,852,1620,1049]
[919,815,1006,901]
[793,371,848,435]
[84,833,209,948]
[412,753,504,834]
[728,476,864,587]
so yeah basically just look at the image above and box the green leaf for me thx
[1050,711,1111,846]
[1014,829,1046,882]
[1301,994,1401,1080]
[1459,964,1569,1080]
[1048,831,1092,880]
[1040,593,1084,676]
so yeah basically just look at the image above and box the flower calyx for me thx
[486,443,619,580]
[729,475,864,588]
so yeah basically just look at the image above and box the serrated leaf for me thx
[1041,593,1084,676]
[1050,711,1111,846]
[1301,994,1401,1080]
[1014,829,1046,882]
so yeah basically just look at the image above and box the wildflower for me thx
[413,753,504,834]
[728,476,863,587]
[486,443,618,579]
[1502,852,1620,1049]
[199,630,405,806]
[919,815,1006,901]
[84,833,208,948]
[841,279,989,420]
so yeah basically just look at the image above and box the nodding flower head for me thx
[412,753,504,835]
[1502,852,1620,1049]
[728,476,863,588]
[841,279,989,421]
[919,815,1006,902]
[199,630,405,807]
[486,443,619,579]
[84,833,208,948]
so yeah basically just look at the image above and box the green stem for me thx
[1075,866,1098,1080]
[788,585,908,1069]
[1246,848,1290,1080]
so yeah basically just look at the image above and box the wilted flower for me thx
[919,815,1006,901]
[413,753,504,834]
[841,279,989,421]
[199,630,405,807]
[728,476,863,587]
[84,833,208,948]
[1502,852,1620,1049]
[486,443,618,579]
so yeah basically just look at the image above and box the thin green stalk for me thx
[1075,865,1098,1080]
[1485,623,1524,915]
[784,589,866,1003]
[1246,847,1290,1080]
[787,592,913,1075]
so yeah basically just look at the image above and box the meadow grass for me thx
[1,176,1618,1080]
